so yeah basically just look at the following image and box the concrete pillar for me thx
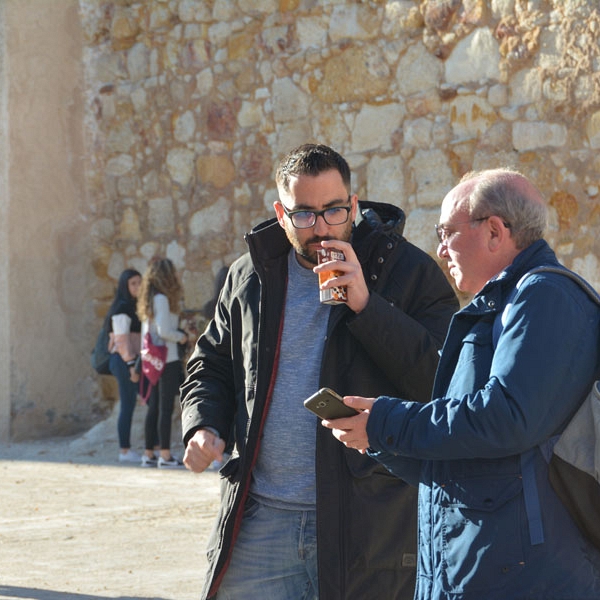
[0,0,102,441]
[0,3,9,442]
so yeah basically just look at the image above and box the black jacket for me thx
[181,201,459,599]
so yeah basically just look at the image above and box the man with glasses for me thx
[327,168,600,599]
[180,143,458,600]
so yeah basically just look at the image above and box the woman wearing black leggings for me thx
[137,257,188,469]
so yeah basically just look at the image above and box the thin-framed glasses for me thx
[434,217,490,244]
[282,196,352,229]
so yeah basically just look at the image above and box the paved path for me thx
[0,407,220,600]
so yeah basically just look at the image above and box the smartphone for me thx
[304,387,359,420]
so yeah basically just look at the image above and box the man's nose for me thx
[312,213,329,234]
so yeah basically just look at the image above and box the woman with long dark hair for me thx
[107,268,142,463]
[137,258,188,468]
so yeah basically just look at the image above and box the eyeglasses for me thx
[281,197,352,229]
[434,217,490,244]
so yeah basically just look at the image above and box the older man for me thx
[328,168,600,599]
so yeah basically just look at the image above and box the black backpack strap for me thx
[497,265,599,546]
[519,266,600,307]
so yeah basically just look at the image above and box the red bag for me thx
[139,332,167,403]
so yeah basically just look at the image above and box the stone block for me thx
[396,42,442,96]
[272,78,309,122]
[450,95,497,140]
[329,5,380,43]
[586,110,600,149]
[410,149,454,208]
[351,104,405,152]
[317,47,390,103]
[148,197,175,236]
[367,155,405,207]
[167,148,195,186]
[445,28,501,85]
[189,197,230,237]
[512,121,567,151]
[196,155,236,189]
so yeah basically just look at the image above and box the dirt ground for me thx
[0,403,221,600]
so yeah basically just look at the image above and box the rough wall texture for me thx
[4,0,600,440]
[81,0,600,313]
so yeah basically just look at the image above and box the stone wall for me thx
[82,0,600,319]
[3,0,600,440]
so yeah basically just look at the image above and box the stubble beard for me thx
[290,220,354,267]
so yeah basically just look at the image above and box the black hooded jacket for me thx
[181,201,459,599]
[107,269,141,333]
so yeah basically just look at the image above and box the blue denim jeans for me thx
[216,497,318,600]
[109,352,138,449]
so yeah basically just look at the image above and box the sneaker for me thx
[118,450,141,464]
[157,455,184,469]
[141,454,158,468]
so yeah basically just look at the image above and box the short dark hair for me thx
[275,144,351,193]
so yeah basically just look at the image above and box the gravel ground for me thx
[0,403,221,600]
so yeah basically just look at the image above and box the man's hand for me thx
[321,396,375,452]
[314,240,369,314]
[183,428,226,473]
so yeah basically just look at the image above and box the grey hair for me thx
[461,168,548,249]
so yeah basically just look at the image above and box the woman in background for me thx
[137,258,188,468]
[108,268,142,463]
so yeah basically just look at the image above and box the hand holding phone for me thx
[304,387,359,420]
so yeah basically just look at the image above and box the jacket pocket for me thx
[447,326,494,395]
[344,446,396,479]
[437,474,526,593]
[220,455,240,482]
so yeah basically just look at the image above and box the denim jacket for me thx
[367,239,600,599]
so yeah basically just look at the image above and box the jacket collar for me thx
[462,239,560,317]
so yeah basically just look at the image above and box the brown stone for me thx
[550,191,579,229]
[423,0,461,34]
[206,101,237,140]
[228,31,256,61]
[110,14,138,51]
[279,0,300,11]
[317,47,389,103]
[196,155,236,189]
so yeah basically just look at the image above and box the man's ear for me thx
[487,215,510,251]
[273,201,286,228]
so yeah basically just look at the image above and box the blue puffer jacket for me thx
[367,239,600,599]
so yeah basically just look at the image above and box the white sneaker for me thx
[118,450,141,463]
[141,454,158,468]
[157,455,184,469]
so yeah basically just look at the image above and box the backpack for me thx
[90,316,111,375]
[494,265,600,549]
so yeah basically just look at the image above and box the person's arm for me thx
[153,294,187,344]
[322,395,424,485]
[183,428,226,473]
[111,313,138,363]
[345,245,458,403]
[365,274,600,461]
[180,272,237,448]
